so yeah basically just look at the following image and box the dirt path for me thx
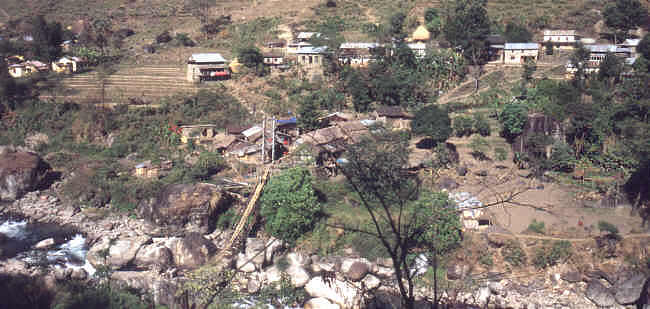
[490,231,650,242]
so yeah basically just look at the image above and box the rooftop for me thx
[296,46,328,54]
[188,53,227,63]
[543,30,577,36]
[586,44,631,53]
[504,43,539,50]
[340,42,381,49]
[297,32,320,39]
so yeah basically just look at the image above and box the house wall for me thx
[543,35,577,43]
[297,54,323,67]
[186,63,228,82]
[504,49,539,64]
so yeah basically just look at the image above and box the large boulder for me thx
[585,279,616,307]
[613,273,647,305]
[106,236,151,269]
[305,276,360,309]
[245,237,267,267]
[0,147,49,201]
[168,233,217,269]
[134,243,174,269]
[286,265,311,288]
[138,183,232,234]
[341,258,370,281]
[304,297,340,309]
[111,271,179,307]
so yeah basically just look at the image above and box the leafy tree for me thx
[544,41,554,55]
[0,56,16,102]
[473,112,491,136]
[189,151,225,181]
[499,102,528,141]
[453,116,473,137]
[443,0,490,90]
[411,105,452,145]
[340,131,462,309]
[639,34,650,60]
[259,167,321,245]
[297,93,321,132]
[30,15,63,62]
[341,67,372,112]
[424,7,442,37]
[504,22,532,42]
[469,135,490,160]
[522,58,537,85]
[603,0,648,43]
[237,46,265,75]
[597,220,620,236]
[598,53,624,87]
[549,141,575,172]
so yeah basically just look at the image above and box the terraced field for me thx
[41,65,201,104]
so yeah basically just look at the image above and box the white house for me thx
[504,43,539,65]
[543,30,579,49]
[339,42,380,66]
[407,43,426,58]
[52,56,85,73]
[296,46,327,68]
[186,53,229,82]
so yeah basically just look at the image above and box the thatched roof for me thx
[412,25,430,41]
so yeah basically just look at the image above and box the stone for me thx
[53,267,69,280]
[456,166,468,176]
[438,177,459,191]
[86,237,112,267]
[70,268,87,280]
[614,273,647,305]
[486,232,515,248]
[561,271,582,283]
[287,252,311,267]
[475,170,488,177]
[106,236,151,269]
[286,265,311,288]
[374,265,395,279]
[311,261,336,274]
[247,276,261,293]
[265,237,283,263]
[137,183,232,235]
[0,148,49,201]
[264,265,282,284]
[586,279,616,307]
[361,274,381,290]
[342,259,370,281]
[134,243,173,269]
[305,276,360,308]
[236,253,257,272]
[476,286,491,305]
[34,238,55,249]
[489,282,503,295]
[304,297,341,309]
[24,133,49,151]
[245,238,267,267]
[169,233,217,269]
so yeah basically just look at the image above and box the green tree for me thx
[598,53,624,87]
[237,46,265,75]
[639,33,650,60]
[603,0,648,43]
[522,58,537,85]
[310,16,346,75]
[297,93,321,132]
[340,131,462,309]
[443,0,490,90]
[549,141,575,172]
[453,116,473,137]
[0,56,16,102]
[411,105,452,146]
[186,0,217,24]
[424,7,442,38]
[504,22,532,42]
[259,167,321,245]
[544,41,554,55]
[499,102,528,141]
[341,67,372,112]
[473,112,491,136]
[30,15,63,62]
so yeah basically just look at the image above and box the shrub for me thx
[174,33,195,47]
[550,141,575,172]
[473,112,491,136]
[453,116,474,137]
[526,219,545,234]
[189,151,225,181]
[411,105,452,145]
[156,31,173,43]
[469,136,490,160]
[597,221,619,236]
[533,240,572,269]
[499,103,528,141]
[479,254,493,267]
[502,240,526,267]
[494,147,508,161]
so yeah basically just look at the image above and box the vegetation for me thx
[532,241,573,269]
[411,105,452,146]
[597,220,620,237]
[259,167,322,245]
[453,116,474,137]
[603,0,648,43]
[502,240,526,267]
[526,219,546,234]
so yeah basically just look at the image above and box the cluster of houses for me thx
[6,54,86,78]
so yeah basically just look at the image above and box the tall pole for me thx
[271,117,276,163]
[261,117,266,164]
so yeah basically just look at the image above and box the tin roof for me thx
[189,53,227,63]
[242,125,263,138]
[543,30,577,36]
[504,43,539,50]
[297,32,320,39]
[296,46,327,54]
[340,42,380,49]
[586,44,630,53]
[621,39,640,47]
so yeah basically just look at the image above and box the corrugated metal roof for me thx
[296,46,327,54]
[189,53,227,63]
[586,44,630,53]
[340,42,380,49]
[543,30,577,36]
[242,125,262,137]
[297,32,320,39]
[621,39,640,47]
[504,43,539,50]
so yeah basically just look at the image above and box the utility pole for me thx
[261,117,266,164]
[271,117,276,164]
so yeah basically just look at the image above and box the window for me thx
[309,56,313,64]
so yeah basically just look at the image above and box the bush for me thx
[499,103,528,141]
[494,147,508,161]
[526,219,545,234]
[156,31,173,44]
[189,151,225,181]
[597,221,619,236]
[550,141,575,172]
[473,112,491,136]
[453,116,474,137]
[174,33,195,47]
[479,254,493,267]
[53,283,151,309]
[533,241,572,269]
[503,240,526,267]
[411,105,452,145]
[469,136,490,160]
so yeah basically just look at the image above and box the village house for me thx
[286,32,320,54]
[619,39,641,58]
[8,60,49,78]
[407,43,427,58]
[242,125,264,143]
[318,112,353,128]
[585,44,631,67]
[178,124,220,144]
[296,46,327,68]
[338,43,380,67]
[186,53,230,83]
[51,56,85,74]
[134,161,159,179]
[409,25,431,43]
[543,30,579,49]
[262,52,285,69]
[374,106,413,130]
[503,43,539,65]
[276,117,298,145]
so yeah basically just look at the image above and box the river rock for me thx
[236,253,257,272]
[264,265,282,284]
[286,265,311,288]
[361,274,381,290]
[107,236,150,269]
[341,258,370,281]
[168,233,216,269]
[87,237,112,267]
[614,273,647,305]
[304,297,340,309]
[561,271,582,283]
[586,279,616,307]
[134,243,173,269]
[137,183,232,235]
[53,267,70,280]
[0,148,49,201]
[373,265,394,279]
[245,237,267,267]
[447,261,469,280]
[311,260,336,274]
[34,238,55,249]
[247,273,262,293]
[112,271,178,307]
[287,252,311,267]
[305,276,360,308]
